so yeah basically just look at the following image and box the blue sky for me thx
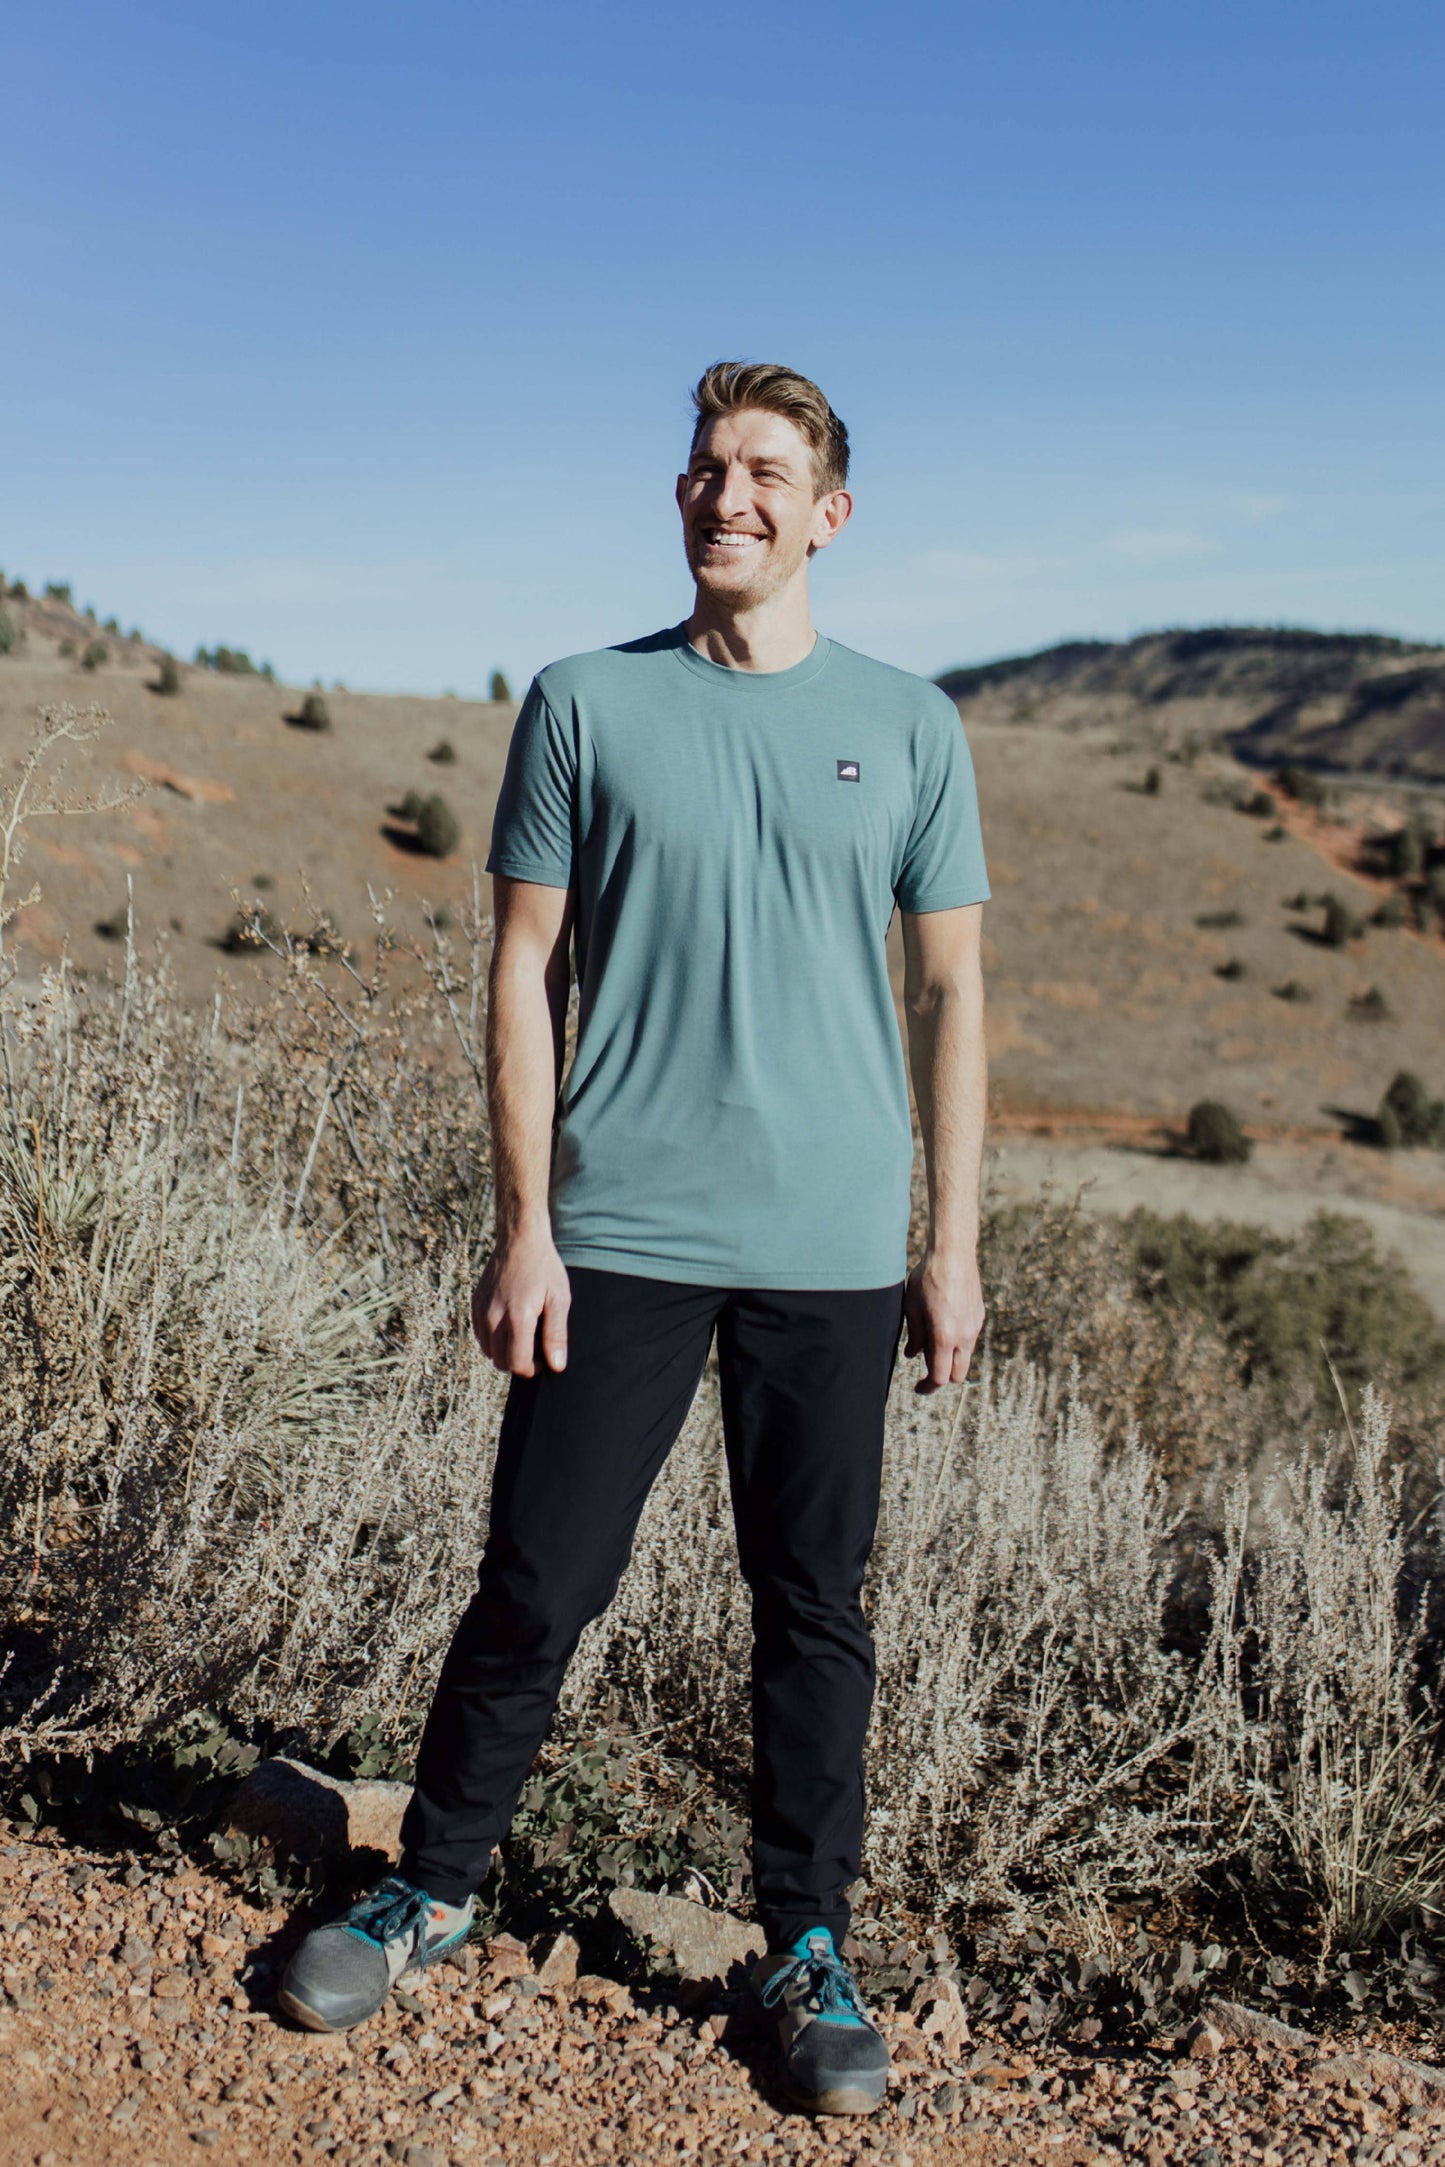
[6,0,1442,694]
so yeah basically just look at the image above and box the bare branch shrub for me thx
[1241,1381,1445,1950]
[862,1354,1230,1924]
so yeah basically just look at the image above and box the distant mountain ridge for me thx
[936,626,1445,785]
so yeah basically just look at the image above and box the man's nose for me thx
[712,463,753,519]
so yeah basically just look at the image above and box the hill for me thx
[0,577,516,1005]
[936,626,1445,785]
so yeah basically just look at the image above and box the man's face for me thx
[676,409,849,610]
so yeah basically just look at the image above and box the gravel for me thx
[3,1824,1444,2166]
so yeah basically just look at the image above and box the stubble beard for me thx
[684,528,810,613]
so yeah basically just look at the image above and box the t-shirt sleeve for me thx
[485,677,577,889]
[894,701,991,912]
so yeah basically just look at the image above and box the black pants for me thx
[397,1265,907,1952]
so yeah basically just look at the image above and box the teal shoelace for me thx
[759,1935,871,2027]
[344,1876,436,1957]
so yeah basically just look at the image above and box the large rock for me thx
[1313,2050,1445,2106]
[224,1756,411,1866]
[609,1888,764,1986]
[1200,1998,1316,2053]
[533,1932,580,1988]
[910,1975,970,2058]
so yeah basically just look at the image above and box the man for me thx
[280,361,990,2118]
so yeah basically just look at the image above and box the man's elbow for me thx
[904,956,984,1021]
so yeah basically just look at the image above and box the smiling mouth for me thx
[699,529,765,551]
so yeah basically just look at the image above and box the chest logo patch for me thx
[836,759,860,781]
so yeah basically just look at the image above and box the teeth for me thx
[706,532,761,547]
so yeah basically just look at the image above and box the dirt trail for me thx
[5,1829,1444,2167]
[1268,790,1439,915]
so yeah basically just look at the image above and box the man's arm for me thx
[471,872,576,1377]
[900,900,988,1393]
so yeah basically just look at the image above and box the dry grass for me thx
[3,709,1445,1950]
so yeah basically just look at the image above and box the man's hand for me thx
[471,1231,571,1377]
[902,1247,985,1395]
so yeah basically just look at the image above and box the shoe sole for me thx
[276,1921,473,2034]
[779,2070,886,2117]
[275,1983,372,2034]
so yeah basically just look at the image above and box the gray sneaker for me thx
[753,1927,890,2115]
[277,1873,474,2033]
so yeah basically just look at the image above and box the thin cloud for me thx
[906,548,1071,582]
[1228,493,1288,522]
[1107,529,1220,563]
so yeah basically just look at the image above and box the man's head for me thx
[677,361,852,613]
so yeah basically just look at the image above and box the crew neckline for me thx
[669,622,833,691]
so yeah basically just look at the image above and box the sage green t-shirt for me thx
[485,624,990,1288]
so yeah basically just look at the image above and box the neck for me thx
[684,580,817,672]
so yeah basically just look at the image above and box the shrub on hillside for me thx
[1379,1071,1445,1150]
[80,639,108,671]
[1274,763,1328,808]
[1243,788,1277,817]
[220,905,284,953]
[1142,765,1161,795]
[1430,866,1445,927]
[1185,1099,1252,1164]
[399,789,426,821]
[1349,985,1390,1021]
[152,654,182,696]
[9,579,27,599]
[416,792,460,859]
[489,669,512,702]
[1216,957,1247,980]
[1124,1204,1443,1419]
[1373,892,1407,929]
[293,692,332,732]
[298,920,348,959]
[1321,894,1365,946]
[1387,826,1426,880]
[198,645,262,676]
[0,610,17,657]
[44,580,73,605]
[428,739,457,764]
[1273,978,1312,1002]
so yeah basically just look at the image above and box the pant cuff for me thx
[397,1852,489,1907]
[757,1907,851,1954]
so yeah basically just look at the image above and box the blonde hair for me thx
[689,361,850,498]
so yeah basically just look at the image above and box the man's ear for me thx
[675,472,689,517]
[809,488,853,555]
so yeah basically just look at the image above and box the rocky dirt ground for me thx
[6,1824,1445,2167]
